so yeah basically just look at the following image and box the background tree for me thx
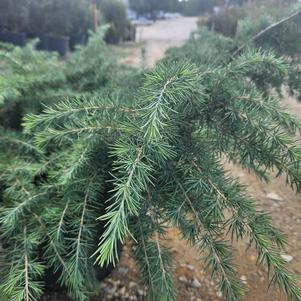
[0,0,29,32]
[180,0,216,16]
[98,0,128,43]
[129,0,180,14]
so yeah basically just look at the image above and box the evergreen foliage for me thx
[100,0,128,44]
[0,0,93,37]
[194,2,301,100]
[1,8,301,301]
[0,41,65,129]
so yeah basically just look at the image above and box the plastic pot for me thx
[69,34,86,51]
[26,33,50,51]
[35,34,50,51]
[47,35,70,57]
[0,32,26,47]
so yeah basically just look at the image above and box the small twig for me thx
[233,10,301,57]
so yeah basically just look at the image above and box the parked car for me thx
[163,12,182,19]
[131,17,154,26]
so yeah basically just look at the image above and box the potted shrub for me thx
[124,21,136,42]
[26,0,51,50]
[100,0,128,44]
[27,0,71,56]
[69,0,92,51]
[45,0,73,56]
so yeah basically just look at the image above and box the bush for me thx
[197,2,301,100]
[235,4,301,99]
[99,0,128,44]
[0,41,66,129]
[0,26,135,130]
[48,0,92,37]
[199,6,245,38]
[1,11,301,301]
[180,0,215,17]
[1,6,301,301]
[69,0,92,37]
[26,0,50,35]
[0,0,92,38]
[237,13,301,57]
[165,28,235,67]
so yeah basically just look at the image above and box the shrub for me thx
[1,16,301,301]
[199,6,245,38]
[69,0,92,37]
[165,28,235,67]
[237,12,301,57]
[235,5,301,99]
[195,3,301,100]
[0,41,66,129]
[1,7,301,301]
[65,27,119,91]
[26,0,51,35]
[46,0,92,37]
[99,0,128,44]
[2,0,92,38]
[181,0,215,17]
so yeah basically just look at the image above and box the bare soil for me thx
[45,17,301,301]
[119,17,198,68]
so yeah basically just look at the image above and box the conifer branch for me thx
[95,145,146,266]
[189,157,301,299]
[24,227,30,301]
[33,213,69,274]
[34,124,125,148]
[1,192,48,230]
[136,216,155,293]
[173,174,244,300]
[24,97,136,132]
[0,135,44,157]
[146,191,168,284]
[56,201,70,242]
[132,191,176,301]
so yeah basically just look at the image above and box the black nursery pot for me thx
[34,33,50,51]
[47,35,70,57]
[0,32,26,47]
[69,34,86,51]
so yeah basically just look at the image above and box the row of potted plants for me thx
[0,0,92,55]
[0,0,137,55]
[0,31,87,55]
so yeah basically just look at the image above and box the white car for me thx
[131,17,154,26]
[163,12,182,19]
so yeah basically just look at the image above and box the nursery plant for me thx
[0,40,66,129]
[1,9,301,301]
[99,0,129,44]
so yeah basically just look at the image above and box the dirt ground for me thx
[44,17,301,301]
[119,17,197,68]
